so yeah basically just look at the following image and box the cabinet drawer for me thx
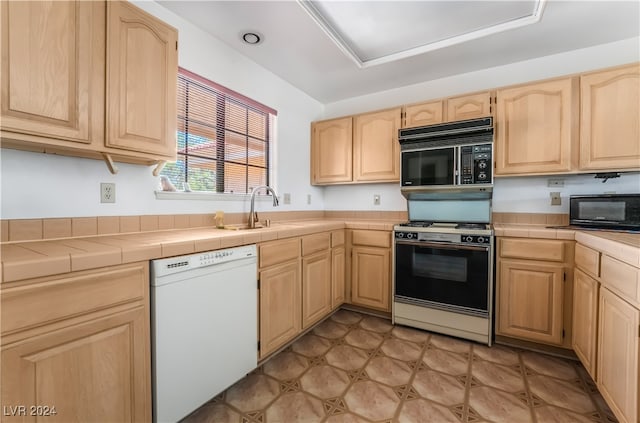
[351,230,390,248]
[575,243,601,278]
[601,255,640,306]
[2,262,148,336]
[302,232,330,256]
[259,238,300,268]
[499,238,566,262]
[331,230,345,248]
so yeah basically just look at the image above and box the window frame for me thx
[158,67,277,198]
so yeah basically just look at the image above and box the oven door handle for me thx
[395,240,490,252]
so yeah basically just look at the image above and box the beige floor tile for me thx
[299,365,350,399]
[521,350,577,379]
[473,343,520,366]
[534,405,597,423]
[224,374,280,412]
[472,359,525,392]
[325,345,369,371]
[183,402,242,423]
[429,334,471,354]
[330,309,364,325]
[313,319,350,339]
[380,338,423,361]
[291,333,332,357]
[469,386,533,422]
[365,356,413,387]
[392,325,431,343]
[359,315,394,333]
[265,392,325,423]
[262,351,309,381]
[344,380,400,421]
[422,348,469,375]
[411,369,466,406]
[344,328,384,350]
[528,375,596,414]
[397,398,460,423]
[324,412,369,423]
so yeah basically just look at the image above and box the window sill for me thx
[154,191,274,202]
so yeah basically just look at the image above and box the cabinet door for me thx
[311,117,353,184]
[497,259,565,345]
[572,268,599,379]
[332,246,346,309]
[302,251,331,329]
[259,260,301,358]
[495,78,577,175]
[446,92,492,121]
[403,100,444,128]
[597,287,639,423]
[580,64,640,171]
[2,306,150,423]
[0,1,104,144]
[353,108,402,182]
[351,247,390,311]
[106,1,177,157]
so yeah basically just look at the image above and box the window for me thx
[161,68,276,194]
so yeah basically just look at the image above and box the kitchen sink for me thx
[220,223,268,230]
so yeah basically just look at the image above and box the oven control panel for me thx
[395,231,491,245]
[461,235,491,245]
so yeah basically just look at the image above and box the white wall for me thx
[0,1,325,220]
[322,37,640,212]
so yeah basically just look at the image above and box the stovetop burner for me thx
[455,223,489,230]
[399,221,433,228]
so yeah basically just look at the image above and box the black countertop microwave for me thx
[570,194,640,231]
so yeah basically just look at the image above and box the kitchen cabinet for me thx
[349,230,391,312]
[353,108,402,182]
[311,117,353,184]
[311,108,401,185]
[258,238,301,359]
[597,286,639,423]
[403,100,444,128]
[495,77,578,175]
[496,238,574,347]
[572,268,599,379]
[0,0,178,169]
[1,262,151,422]
[301,233,332,329]
[580,63,640,171]
[331,230,346,309]
[446,92,492,122]
[105,1,178,157]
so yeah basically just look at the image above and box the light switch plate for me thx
[283,193,291,204]
[550,192,561,206]
[373,194,381,206]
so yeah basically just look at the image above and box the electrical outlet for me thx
[547,179,565,187]
[373,194,381,206]
[101,183,116,203]
[550,192,561,206]
[307,194,311,205]
[283,193,291,205]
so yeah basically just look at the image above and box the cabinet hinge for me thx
[176,41,178,50]
[562,329,565,339]
[257,278,260,289]
[258,341,261,351]
[563,272,566,281]
[638,325,640,338]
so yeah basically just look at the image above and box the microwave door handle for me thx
[396,240,490,252]
[454,146,460,185]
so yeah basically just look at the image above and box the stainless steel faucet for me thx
[248,185,279,228]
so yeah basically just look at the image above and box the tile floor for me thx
[183,309,617,423]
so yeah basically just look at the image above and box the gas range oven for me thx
[393,220,495,345]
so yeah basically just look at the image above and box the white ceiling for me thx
[159,0,640,103]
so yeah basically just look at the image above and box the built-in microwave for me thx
[399,117,493,197]
[570,194,640,230]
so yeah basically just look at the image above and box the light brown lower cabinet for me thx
[597,287,639,423]
[302,250,332,329]
[1,262,151,422]
[351,246,391,311]
[258,260,301,359]
[572,268,599,379]
[332,246,346,309]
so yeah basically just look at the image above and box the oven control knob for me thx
[397,232,404,238]
[465,236,473,242]
[407,233,414,239]
[477,236,485,243]
[478,161,487,169]
[478,172,487,180]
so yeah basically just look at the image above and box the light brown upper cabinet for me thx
[311,117,353,184]
[402,92,492,128]
[446,92,492,122]
[106,1,178,158]
[311,108,401,185]
[403,100,444,128]
[580,63,640,171]
[0,1,104,146]
[353,108,402,182]
[0,1,178,168]
[495,78,578,175]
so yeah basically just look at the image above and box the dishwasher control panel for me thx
[152,244,257,279]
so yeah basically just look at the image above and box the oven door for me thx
[394,240,490,316]
[401,147,455,187]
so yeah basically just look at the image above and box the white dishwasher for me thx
[151,244,257,423]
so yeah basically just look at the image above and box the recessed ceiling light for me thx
[242,32,262,45]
